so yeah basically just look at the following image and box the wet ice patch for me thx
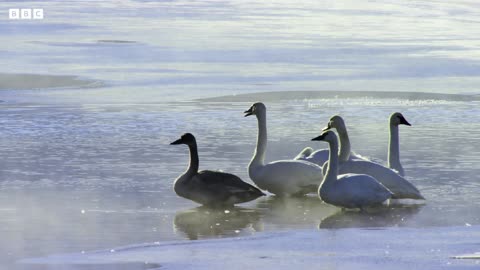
[454,252,480,259]
[198,90,479,103]
[0,73,102,91]
[305,97,463,108]
[97,40,137,44]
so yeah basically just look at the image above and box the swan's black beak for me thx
[312,134,326,141]
[170,138,183,145]
[244,106,254,117]
[399,116,411,126]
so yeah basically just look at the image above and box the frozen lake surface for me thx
[21,225,480,270]
[0,0,480,269]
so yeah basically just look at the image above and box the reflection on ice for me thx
[319,205,423,229]
[256,195,335,226]
[173,196,429,240]
[174,206,261,240]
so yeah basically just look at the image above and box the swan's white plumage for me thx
[295,148,329,165]
[329,112,423,199]
[319,173,392,209]
[249,159,323,195]
[337,160,424,200]
[245,102,323,196]
[313,131,392,209]
[296,115,366,166]
[312,113,422,200]
[294,147,314,160]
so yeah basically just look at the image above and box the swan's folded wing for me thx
[196,170,263,194]
[294,147,314,160]
[265,160,323,187]
[303,150,330,166]
[340,161,423,200]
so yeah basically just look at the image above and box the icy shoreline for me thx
[21,225,480,270]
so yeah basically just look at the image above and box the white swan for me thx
[170,133,265,206]
[326,114,422,200]
[314,114,423,200]
[244,102,323,196]
[312,131,392,210]
[387,112,411,176]
[321,113,423,199]
[295,115,364,165]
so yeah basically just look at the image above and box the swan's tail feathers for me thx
[294,147,314,160]
[390,191,425,200]
[416,193,426,200]
[351,152,383,164]
[234,187,266,203]
[252,187,267,197]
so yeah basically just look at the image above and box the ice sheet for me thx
[21,225,480,270]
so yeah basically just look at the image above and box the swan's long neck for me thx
[337,126,351,162]
[323,138,339,187]
[186,142,200,177]
[174,141,199,189]
[388,124,402,174]
[250,111,267,168]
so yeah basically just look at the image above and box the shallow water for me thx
[1,0,480,269]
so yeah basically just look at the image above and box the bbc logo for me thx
[9,9,44,19]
